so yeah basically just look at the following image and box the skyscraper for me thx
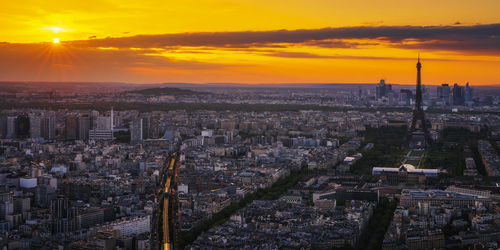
[51,197,78,234]
[78,115,91,141]
[409,55,430,148]
[30,115,42,139]
[141,115,151,140]
[0,115,7,139]
[131,118,143,144]
[41,116,56,140]
[375,79,392,99]
[88,107,114,140]
[150,116,159,139]
[96,117,112,130]
[15,114,30,139]
[6,116,16,138]
[65,116,79,140]
[110,106,114,130]
[399,89,413,105]
[91,110,99,129]
[452,83,465,105]
[465,82,474,105]
[436,84,451,105]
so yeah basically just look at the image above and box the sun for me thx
[53,38,60,44]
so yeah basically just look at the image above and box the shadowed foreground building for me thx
[190,199,376,249]
[384,188,496,250]
[372,164,438,185]
[400,189,491,207]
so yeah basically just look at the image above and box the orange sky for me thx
[1,0,500,85]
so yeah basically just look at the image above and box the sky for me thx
[1,0,500,85]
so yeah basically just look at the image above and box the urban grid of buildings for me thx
[0,60,500,249]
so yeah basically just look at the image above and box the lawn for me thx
[350,126,408,175]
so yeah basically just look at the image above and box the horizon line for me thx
[0,80,496,87]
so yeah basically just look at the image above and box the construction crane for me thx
[30,161,41,178]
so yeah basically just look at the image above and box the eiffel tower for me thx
[408,55,431,148]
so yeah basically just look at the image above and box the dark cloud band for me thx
[65,24,500,53]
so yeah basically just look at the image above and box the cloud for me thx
[394,39,500,55]
[1,24,500,83]
[302,40,378,48]
[263,51,459,61]
[263,51,335,58]
[64,23,500,54]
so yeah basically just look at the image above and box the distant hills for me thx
[123,87,207,96]
[1,81,500,96]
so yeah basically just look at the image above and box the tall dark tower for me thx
[409,55,431,148]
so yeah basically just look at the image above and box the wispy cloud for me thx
[262,51,460,61]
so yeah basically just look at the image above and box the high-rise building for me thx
[51,197,78,234]
[78,115,91,140]
[65,116,79,140]
[465,82,474,105]
[436,84,451,105]
[0,189,13,221]
[6,116,16,138]
[137,114,160,139]
[141,115,151,140]
[15,115,30,139]
[130,118,143,144]
[77,207,105,229]
[30,115,42,139]
[375,79,392,99]
[110,107,114,130]
[399,89,413,105]
[112,112,121,128]
[89,108,114,140]
[88,130,113,140]
[150,116,159,139]
[91,110,99,129]
[0,115,7,139]
[41,116,56,140]
[96,117,111,130]
[452,83,465,105]
[422,84,429,100]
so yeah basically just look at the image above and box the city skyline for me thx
[2,2,500,249]
[1,0,500,84]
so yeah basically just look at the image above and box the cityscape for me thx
[1,1,500,250]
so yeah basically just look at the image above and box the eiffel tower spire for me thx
[409,55,431,148]
[415,53,422,111]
